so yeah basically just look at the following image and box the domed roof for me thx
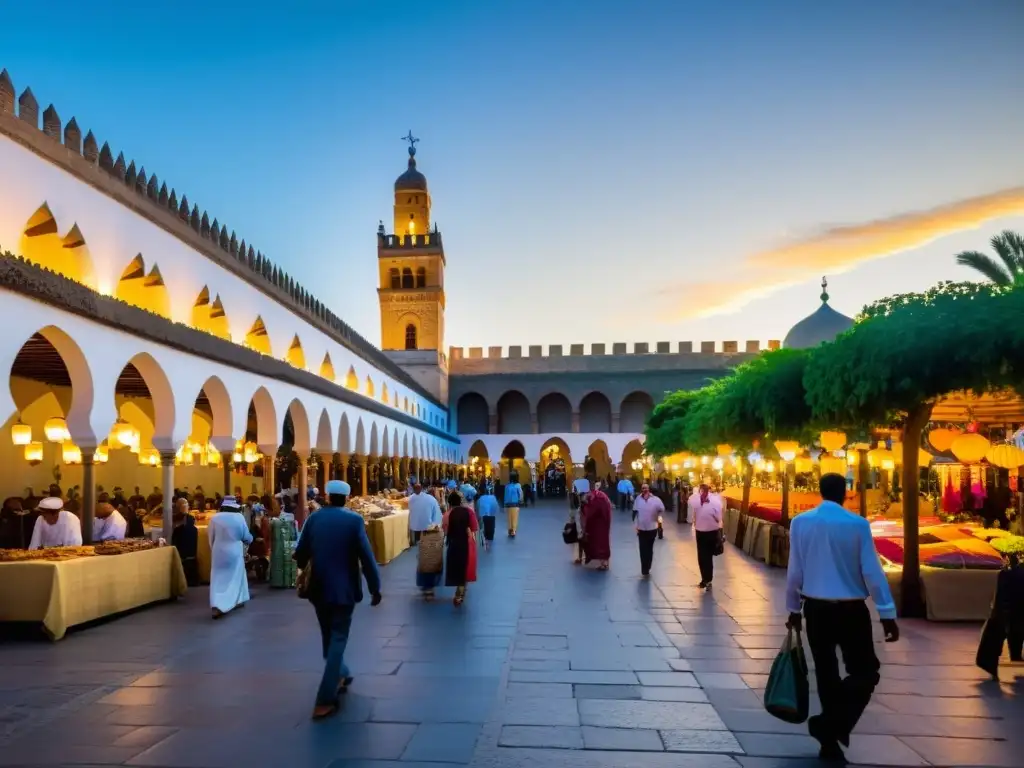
[395,155,427,191]
[783,278,854,349]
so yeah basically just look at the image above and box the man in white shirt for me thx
[786,473,899,762]
[632,484,665,578]
[93,502,128,542]
[29,497,83,549]
[689,484,723,589]
[407,483,442,545]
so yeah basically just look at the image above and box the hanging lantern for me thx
[765,461,776,473]
[794,457,814,474]
[881,457,896,471]
[243,441,258,463]
[11,419,32,446]
[148,449,159,467]
[987,444,1024,469]
[232,451,243,463]
[62,441,82,464]
[820,455,846,476]
[774,440,799,462]
[190,440,203,455]
[950,432,990,465]
[819,431,846,452]
[867,442,893,468]
[716,444,732,457]
[44,417,70,443]
[754,458,767,471]
[112,418,135,447]
[700,456,709,466]
[711,457,724,470]
[928,427,960,453]
[95,444,109,464]
[747,451,762,464]
[24,441,44,463]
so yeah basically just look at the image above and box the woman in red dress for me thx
[581,483,612,570]
[443,492,479,605]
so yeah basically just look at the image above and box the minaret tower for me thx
[377,132,449,402]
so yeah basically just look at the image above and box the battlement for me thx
[377,232,444,251]
[0,66,441,406]
[450,340,781,361]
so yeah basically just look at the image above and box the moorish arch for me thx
[114,255,172,320]
[496,390,531,434]
[194,375,232,444]
[320,353,336,382]
[579,391,613,433]
[345,366,359,390]
[501,439,526,460]
[244,316,272,356]
[246,386,279,450]
[365,376,375,399]
[315,408,334,454]
[369,422,380,457]
[191,286,230,340]
[536,392,572,433]
[19,203,97,289]
[115,352,176,451]
[7,326,97,446]
[286,335,306,370]
[620,391,655,433]
[456,392,488,434]
[355,417,367,456]
[285,398,312,454]
[587,438,613,478]
[338,411,353,455]
[619,438,645,472]
[539,435,572,466]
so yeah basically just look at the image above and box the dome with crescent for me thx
[395,130,428,191]
[783,277,854,349]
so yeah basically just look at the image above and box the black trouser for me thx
[695,530,718,584]
[1007,616,1024,660]
[637,529,657,575]
[482,516,496,541]
[803,598,881,742]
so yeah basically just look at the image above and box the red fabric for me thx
[581,490,612,561]
[466,510,479,583]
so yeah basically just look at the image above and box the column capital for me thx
[159,450,176,466]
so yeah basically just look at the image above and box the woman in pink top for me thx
[688,484,723,590]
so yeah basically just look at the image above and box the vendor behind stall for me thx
[93,503,127,542]
[29,497,83,549]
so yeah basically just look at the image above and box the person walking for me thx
[294,480,382,720]
[580,482,611,570]
[503,473,524,537]
[689,483,723,589]
[408,483,443,599]
[632,483,665,578]
[444,491,478,606]
[208,497,252,619]
[475,487,499,551]
[786,473,899,762]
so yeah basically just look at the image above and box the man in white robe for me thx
[93,503,127,542]
[208,496,252,618]
[29,497,83,549]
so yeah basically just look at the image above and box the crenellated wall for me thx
[0,66,450,432]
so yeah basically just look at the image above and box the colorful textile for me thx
[269,515,298,588]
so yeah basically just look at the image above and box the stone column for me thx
[611,413,621,432]
[160,451,176,538]
[488,413,498,434]
[392,457,400,485]
[339,454,349,483]
[400,458,409,486]
[296,456,308,528]
[264,454,276,498]
[571,412,581,433]
[81,450,96,544]
[359,455,369,497]
[222,460,232,496]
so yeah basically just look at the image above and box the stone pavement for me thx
[1,499,1022,768]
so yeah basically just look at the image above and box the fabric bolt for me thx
[786,500,897,619]
[208,512,252,614]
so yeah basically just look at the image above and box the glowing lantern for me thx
[711,457,724,471]
[928,428,960,453]
[794,457,814,474]
[950,432,990,465]
[700,456,709,466]
[95,444,109,464]
[62,442,82,464]
[820,456,846,476]
[765,461,776,473]
[987,444,1024,469]
[24,441,43,463]
[44,417,70,443]
[243,441,259,463]
[881,457,895,471]
[774,440,799,462]
[867,442,893,468]
[11,419,32,446]
[819,431,846,452]
[918,449,933,467]
[716,444,732,457]
[112,418,136,447]
[232,451,243,464]
[191,440,203,455]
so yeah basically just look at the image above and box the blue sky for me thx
[3,0,1023,349]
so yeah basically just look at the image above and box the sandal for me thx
[336,676,354,694]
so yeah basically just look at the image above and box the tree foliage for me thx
[955,230,1024,288]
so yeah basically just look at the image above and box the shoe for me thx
[704,582,712,590]
[312,703,338,720]
[641,572,650,578]
[809,715,846,762]
[336,676,354,694]
[697,581,707,589]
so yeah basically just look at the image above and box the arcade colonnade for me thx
[460,433,647,484]
[1,290,461,542]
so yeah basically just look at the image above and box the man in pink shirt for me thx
[688,484,723,590]
[632,483,665,578]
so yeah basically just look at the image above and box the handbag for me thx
[713,529,725,556]
[418,529,444,573]
[296,561,313,600]
[562,520,579,544]
[764,626,810,723]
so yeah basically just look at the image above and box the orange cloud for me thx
[662,186,1024,320]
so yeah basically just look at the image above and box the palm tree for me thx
[955,230,1024,287]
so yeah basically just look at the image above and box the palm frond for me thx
[955,251,1014,286]
[990,232,1024,277]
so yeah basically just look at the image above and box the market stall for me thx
[0,542,187,640]
[349,492,411,565]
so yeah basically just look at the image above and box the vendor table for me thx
[0,546,188,640]
[885,566,999,622]
[366,510,410,565]
[196,524,211,583]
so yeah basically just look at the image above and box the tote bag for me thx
[417,529,445,574]
[764,627,809,723]
[562,520,579,544]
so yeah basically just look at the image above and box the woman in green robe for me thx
[269,504,298,589]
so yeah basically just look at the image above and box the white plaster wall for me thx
[457,433,643,466]
[0,290,460,463]
[0,136,448,431]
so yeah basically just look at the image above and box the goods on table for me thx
[94,538,158,556]
[0,546,97,562]
[349,495,408,520]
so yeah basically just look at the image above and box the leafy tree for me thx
[955,230,1024,287]
[804,282,1024,614]
[644,388,703,457]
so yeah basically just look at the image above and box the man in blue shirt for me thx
[786,473,899,762]
[294,480,382,720]
[476,488,500,550]
[503,474,524,537]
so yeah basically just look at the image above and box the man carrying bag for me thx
[783,473,899,762]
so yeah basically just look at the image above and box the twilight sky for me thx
[4,1,1023,350]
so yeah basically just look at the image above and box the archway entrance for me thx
[587,439,613,485]
[539,437,571,497]
[465,439,490,483]
[499,439,527,485]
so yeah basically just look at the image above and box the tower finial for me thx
[401,130,419,158]
[820,276,829,304]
